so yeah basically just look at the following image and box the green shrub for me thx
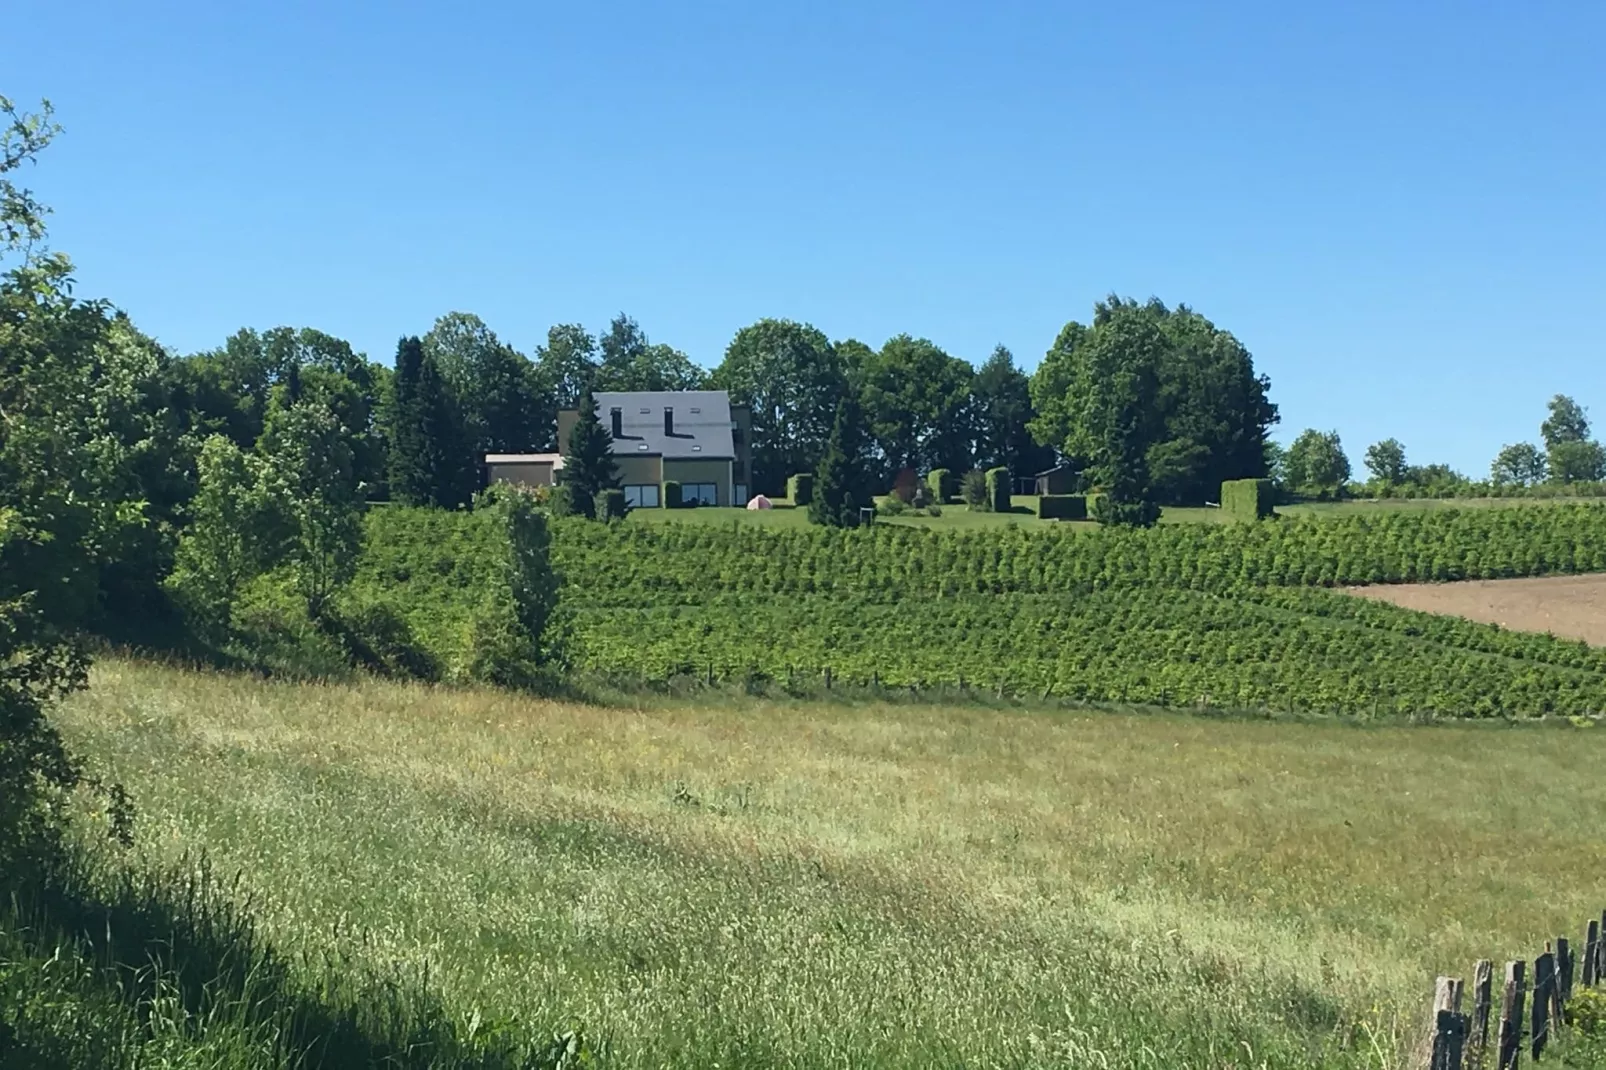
[595,489,627,522]
[927,468,954,503]
[549,484,577,518]
[961,470,988,507]
[984,468,1011,513]
[877,496,908,516]
[663,480,683,509]
[787,473,814,506]
[1221,478,1275,521]
[1568,986,1606,1035]
[1038,495,1087,521]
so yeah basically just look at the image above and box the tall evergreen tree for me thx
[387,336,428,505]
[810,396,871,528]
[387,335,474,508]
[561,387,618,520]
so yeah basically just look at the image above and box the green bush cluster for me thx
[927,468,954,503]
[1037,495,1087,521]
[1222,478,1275,521]
[663,480,683,509]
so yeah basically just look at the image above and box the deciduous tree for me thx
[260,401,362,619]
[1490,442,1547,487]
[857,335,974,479]
[423,312,550,454]
[535,323,599,410]
[1283,429,1351,500]
[971,344,1053,477]
[1364,438,1407,485]
[712,318,845,493]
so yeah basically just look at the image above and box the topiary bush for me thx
[663,480,683,509]
[927,468,954,504]
[985,467,1011,513]
[1038,495,1087,521]
[788,473,814,506]
[595,489,627,522]
[1222,478,1275,521]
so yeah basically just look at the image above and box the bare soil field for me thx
[1348,572,1606,646]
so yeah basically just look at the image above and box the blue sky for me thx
[10,1,1603,474]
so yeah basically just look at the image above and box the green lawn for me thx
[29,657,1606,1068]
[625,494,1585,532]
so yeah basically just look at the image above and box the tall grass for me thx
[30,657,1606,1068]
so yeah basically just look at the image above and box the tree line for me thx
[1274,393,1606,501]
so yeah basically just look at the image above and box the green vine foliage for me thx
[339,502,1606,718]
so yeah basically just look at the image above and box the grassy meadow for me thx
[27,656,1606,1068]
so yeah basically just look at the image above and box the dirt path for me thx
[1347,573,1606,646]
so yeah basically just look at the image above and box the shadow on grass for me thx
[1,852,594,1069]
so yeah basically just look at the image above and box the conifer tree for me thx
[388,336,475,508]
[810,396,870,527]
[561,386,618,519]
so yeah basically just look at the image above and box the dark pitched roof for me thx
[594,391,735,460]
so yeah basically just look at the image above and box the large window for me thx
[623,484,661,509]
[682,483,718,506]
[735,483,748,504]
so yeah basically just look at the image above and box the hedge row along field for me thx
[343,503,1606,718]
[552,502,1606,600]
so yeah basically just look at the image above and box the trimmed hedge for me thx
[596,488,627,521]
[663,480,683,509]
[985,467,1011,513]
[1038,494,1087,521]
[927,468,955,504]
[788,472,814,506]
[1222,478,1275,521]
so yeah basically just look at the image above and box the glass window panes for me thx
[623,484,660,508]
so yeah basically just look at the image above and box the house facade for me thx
[550,390,754,507]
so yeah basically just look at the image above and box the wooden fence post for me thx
[1586,918,1600,987]
[1599,910,1606,983]
[1532,949,1555,1061]
[1497,960,1525,1070]
[1429,976,1467,1070]
[1556,936,1572,1018]
[1472,960,1493,1056]
[823,667,832,691]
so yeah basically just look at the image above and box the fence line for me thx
[1426,908,1604,1068]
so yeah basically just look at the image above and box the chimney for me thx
[664,406,674,435]
[609,407,622,437]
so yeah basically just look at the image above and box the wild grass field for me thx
[22,657,1606,1068]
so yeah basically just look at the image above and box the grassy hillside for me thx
[23,658,1606,1068]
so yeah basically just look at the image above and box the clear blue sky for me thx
[10,1,1603,474]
